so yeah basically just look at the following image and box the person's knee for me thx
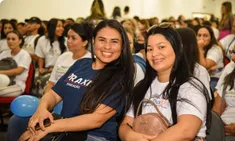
[7,115,30,141]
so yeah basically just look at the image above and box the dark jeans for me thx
[226,136,235,141]
[7,115,30,141]
[210,77,219,93]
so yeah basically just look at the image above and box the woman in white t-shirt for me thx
[0,21,16,53]
[0,30,31,97]
[213,46,235,141]
[197,25,224,92]
[119,24,211,141]
[177,28,212,99]
[35,18,67,75]
[43,23,93,93]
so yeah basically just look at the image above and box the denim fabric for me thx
[6,115,30,141]
[85,134,108,141]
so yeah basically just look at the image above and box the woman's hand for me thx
[28,108,54,135]
[19,129,48,141]
[225,123,235,135]
[197,39,206,49]
[39,68,45,75]
[48,66,54,73]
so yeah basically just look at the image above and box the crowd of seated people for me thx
[0,0,235,140]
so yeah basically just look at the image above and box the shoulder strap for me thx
[133,55,146,73]
[136,98,170,125]
[34,35,42,49]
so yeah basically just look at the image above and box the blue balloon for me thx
[10,95,40,117]
[53,101,63,115]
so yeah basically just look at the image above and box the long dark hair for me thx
[80,20,135,115]
[224,66,235,90]
[1,21,16,39]
[89,0,106,20]
[69,23,93,49]
[197,25,219,57]
[112,6,121,20]
[176,28,199,74]
[47,18,66,54]
[133,25,211,133]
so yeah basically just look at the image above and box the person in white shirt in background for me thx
[122,6,130,20]
[0,21,16,53]
[219,20,235,60]
[43,23,93,93]
[0,30,31,97]
[213,45,235,141]
[22,17,45,61]
[35,18,67,75]
[197,25,224,92]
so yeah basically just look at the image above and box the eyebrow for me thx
[147,42,167,46]
[97,36,120,41]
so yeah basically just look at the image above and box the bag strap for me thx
[136,98,170,125]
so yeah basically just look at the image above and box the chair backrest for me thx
[24,62,34,94]
[206,110,225,141]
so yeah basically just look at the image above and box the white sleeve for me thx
[49,59,59,83]
[35,38,45,58]
[219,37,229,51]
[206,46,223,64]
[177,82,207,121]
[126,104,135,118]
[134,63,145,86]
[18,52,32,70]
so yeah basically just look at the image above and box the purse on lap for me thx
[133,98,170,136]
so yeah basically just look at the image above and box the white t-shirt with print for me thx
[22,34,39,54]
[216,62,235,124]
[35,36,67,68]
[0,39,9,52]
[0,49,31,91]
[220,34,235,59]
[49,51,91,83]
[194,63,212,99]
[206,44,224,78]
[126,78,207,137]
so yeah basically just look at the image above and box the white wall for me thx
[0,0,234,22]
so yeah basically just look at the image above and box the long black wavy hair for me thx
[47,18,66,54]
[1,21,16,39]
[80,20,135,117]
[133,25,211,133]
[176,28,199,75]
[197,25,219,57]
